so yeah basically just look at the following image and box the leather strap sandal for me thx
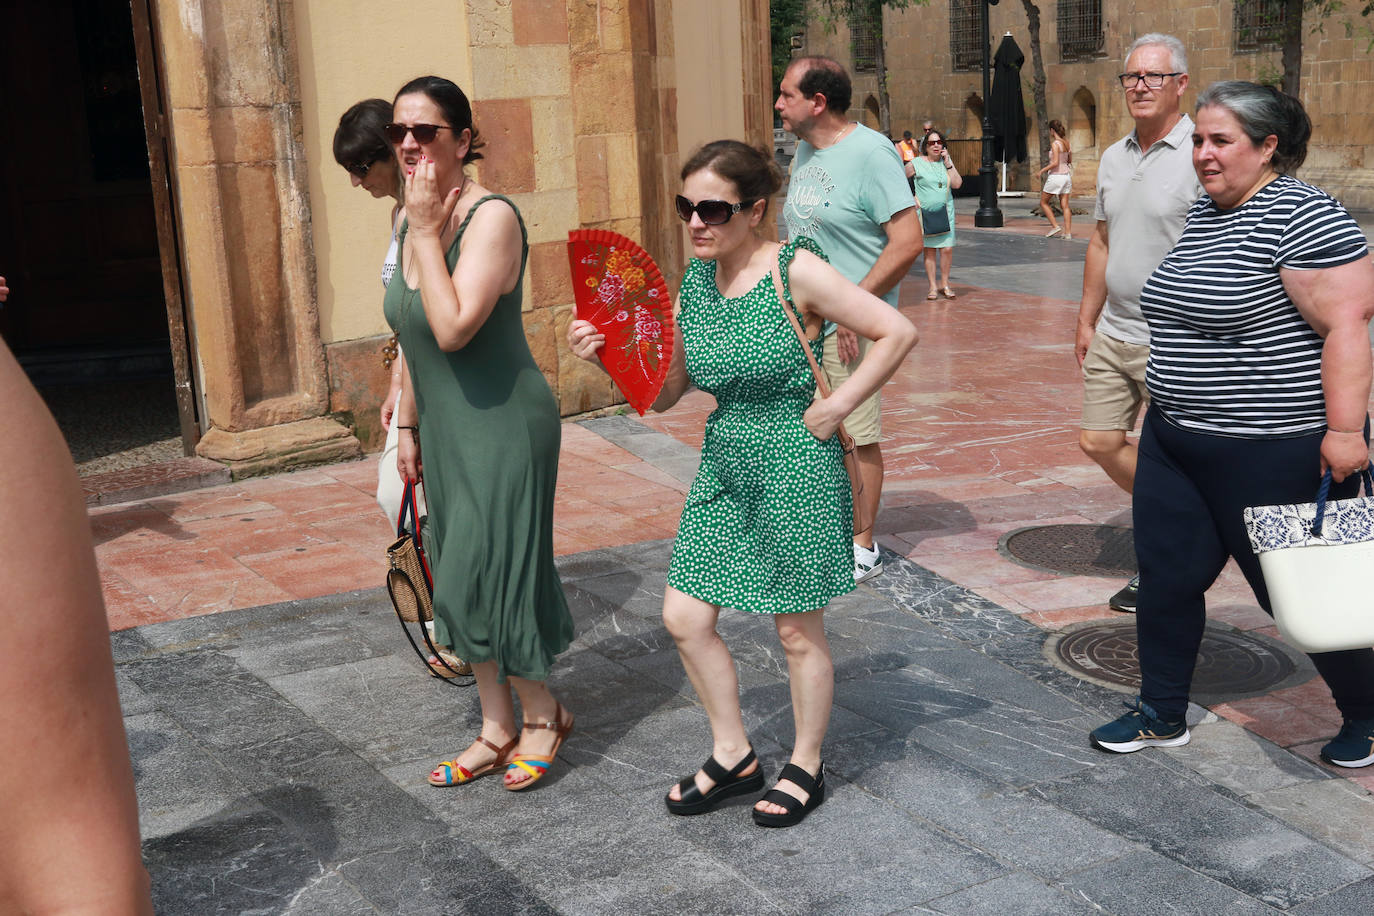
[665,747,766,816]
[428,735,517,787]
[504,703,573,791]
[752,762,825,828]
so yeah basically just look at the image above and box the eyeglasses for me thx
[674,195,757,225]
[382,122,455,145]
[346,161,373,179]
[1117,72,1182,90]
[926,139,943,146]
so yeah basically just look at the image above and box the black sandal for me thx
[664,748,765,816]
[752,762,825,828]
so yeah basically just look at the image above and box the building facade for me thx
[792,1,1374,208]
[0,0,770,477]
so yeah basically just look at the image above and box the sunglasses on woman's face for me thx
[383,122,455,145]
[346,161,373,179]
[674,195,757,225]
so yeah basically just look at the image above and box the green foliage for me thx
[770,0,809,89]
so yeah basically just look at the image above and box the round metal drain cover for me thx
[1001,524,1136,577]
[1049,620,1308,703]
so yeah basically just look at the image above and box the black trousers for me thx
[1133,407,1374,722]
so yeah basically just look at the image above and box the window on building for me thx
[950,0,980,72]
[850,12,878,72]
[1234,0,1286,51]
[1057,0,1104,62]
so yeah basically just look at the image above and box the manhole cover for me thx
[1000,524,1136,577]
[1048,620,1309,703]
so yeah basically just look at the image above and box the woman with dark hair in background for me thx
[333,98,409,519]
[385,75,574,791]
[1090,82,1374,769]
[569,140,916,827]
[1037,119,1073,239]
[334,99,463,677]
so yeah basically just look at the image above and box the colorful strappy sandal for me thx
[428,735,517,787]
[504,703,574,791]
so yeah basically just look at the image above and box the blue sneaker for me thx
[1320,717,1374,768]
[1090,698,1189,753]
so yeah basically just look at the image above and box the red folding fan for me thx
[567,229,674,415]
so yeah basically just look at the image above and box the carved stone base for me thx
[195,417,362,480]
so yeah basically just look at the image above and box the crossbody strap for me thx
[769,259,833,399]
[768,252,858,459]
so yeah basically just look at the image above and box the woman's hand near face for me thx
[404,157,461,240]
[567,319,605,361]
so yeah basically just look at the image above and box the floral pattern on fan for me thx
[1245,495,1374,552]
[567,229,673,415]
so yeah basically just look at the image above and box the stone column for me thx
[153,0,360,476]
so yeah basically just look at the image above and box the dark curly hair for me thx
[788,57,852,114]
[333,98,392,171]
[393,75,486,164]
[680,140,783,218]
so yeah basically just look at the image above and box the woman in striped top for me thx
[1090,82,1374,768]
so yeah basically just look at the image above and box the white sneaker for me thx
[1045,226,1063,238]
[854,542,883,583]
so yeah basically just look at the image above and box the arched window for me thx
[963,94,984,138]
[862,94,881,129]
[1070,86,1097,153]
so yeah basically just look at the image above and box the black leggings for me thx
[1133,407,1374,721]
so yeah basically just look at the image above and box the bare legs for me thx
[852,441,884,551]
[756,609,833,815]
[1060,193,1073,239]
[923,247,955,298]
[660,587,833,813]
[663,588,756,798]
[429,660,567,789]
[1079,428,1137,493]
[1039,190,1060,233]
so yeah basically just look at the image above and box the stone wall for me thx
[799,0,1374,208]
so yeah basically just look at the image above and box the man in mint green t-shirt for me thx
[777,56,922,584]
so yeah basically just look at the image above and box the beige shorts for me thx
[1081,330,1149,431]
[820,331,881,445]
[1043,174,1072,196]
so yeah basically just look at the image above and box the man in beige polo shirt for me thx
[1075,33,1201,612]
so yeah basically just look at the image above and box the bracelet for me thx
[396,425,419,431]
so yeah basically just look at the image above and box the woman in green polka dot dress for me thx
[569,141,916,827]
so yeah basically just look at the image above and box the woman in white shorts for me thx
[1038,119,1073,239]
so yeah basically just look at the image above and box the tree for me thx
[1281,0,1374,97]
[770,0,809,92]
[813,0,923,136]
[1019,1,1051,170]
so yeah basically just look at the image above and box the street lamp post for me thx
[974,0,1003,228]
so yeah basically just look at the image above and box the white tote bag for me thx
[1243,470,1374,653]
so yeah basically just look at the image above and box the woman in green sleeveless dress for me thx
[569,141,917,827]
[384,76,573,793]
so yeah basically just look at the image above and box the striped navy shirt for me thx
[1140,175,1368,437]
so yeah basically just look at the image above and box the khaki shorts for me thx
[1081,330,1149,431]
[820,332,881,445]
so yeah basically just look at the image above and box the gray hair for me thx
[1196,81,1311,173]
[1126,33,1187,74]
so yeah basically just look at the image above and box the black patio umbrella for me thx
[989,33,1027,163]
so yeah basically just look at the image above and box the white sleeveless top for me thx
[381,207,401,288]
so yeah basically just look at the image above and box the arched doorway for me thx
[861,94,881,130]
[1070,87,1097,156]
[0,0,197,473]
[963,94,984,139]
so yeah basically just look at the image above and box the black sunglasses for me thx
[346,160,374,179]
[383,122,455,145]
[674,195,758,225]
